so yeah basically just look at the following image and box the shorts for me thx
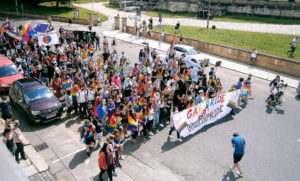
[250,57,256,62]
[233,154,244,164]
[94,132,103,140]
[2,114,11,120]
[85,136,95,145]
[268,94,275,101]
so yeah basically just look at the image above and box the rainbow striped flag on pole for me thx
[168,31,176,55]
[128,113,138,132]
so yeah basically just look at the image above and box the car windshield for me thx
[24,87,53,102]
[189,48,199,55]
[0,65,19,78]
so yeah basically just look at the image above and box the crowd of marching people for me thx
[0,18,257,180]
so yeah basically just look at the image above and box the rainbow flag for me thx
[138,97,147,111]
[227,101,236,109]
[4,17,10,28]
[109,114,121,133]
[128,113,138,132]
[168,31,176,55]
[177,122,187,134]
[0,31,4,44]
[61,80,71,90]
[71,87,78,102]
[21,23,32,43]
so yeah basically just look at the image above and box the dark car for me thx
[9,78,63,124]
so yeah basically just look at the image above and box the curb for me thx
[0,119,49,176]
[102,30,298,89]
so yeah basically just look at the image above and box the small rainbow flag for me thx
[61,80,71,90]
[138,97,147,110]
[177,122,187,134]
[128,113,138,132]
[109,114,118,133]
[227,101,236,109]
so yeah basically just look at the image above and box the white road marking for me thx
[297,139,300,142]
[52,147,86,164]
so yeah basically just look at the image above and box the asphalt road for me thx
[3,16,300,181]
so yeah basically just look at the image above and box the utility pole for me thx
[15,0,18,16]
[206,0,210,28]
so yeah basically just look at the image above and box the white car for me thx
[173,44,209,66]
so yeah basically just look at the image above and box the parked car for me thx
[0,55,23,93]
[173,44,209,66]
[9,78,63,124]
[297,81,300,96]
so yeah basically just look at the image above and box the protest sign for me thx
[173,90,240,137]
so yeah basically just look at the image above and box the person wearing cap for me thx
[93,115,103,148]
[230,132,246,177]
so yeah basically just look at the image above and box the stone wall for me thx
[125,24,300,77]
[0,11,95,25]
[111,0,300,18]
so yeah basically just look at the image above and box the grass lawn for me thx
[0,1,108,21]
[146,10,196,18]
[214,15,300,25]
[103,3,120,11]
[153,25,299,60]
[73,0,108,3]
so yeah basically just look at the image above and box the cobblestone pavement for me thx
[74,2,300,35]
[28,171,56,181]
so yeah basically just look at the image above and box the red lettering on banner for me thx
[187,109,193,118]
[221,94,225,102]
[193,107,198,117]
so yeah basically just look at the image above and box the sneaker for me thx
[250,96,254,100]
[236,170,243,177]
[166,121,170,124]
[237,106,242,110]
[230,166,233,172]
[159,124,164,127]
[112,172,117,176]
[118,163,122,168]
[120,155,125,160]
[86,151,90,157]
[149,132,154,136]
[178,138,182,142]
[168,135,173,139]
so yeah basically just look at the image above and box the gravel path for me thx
[74,2,300,35]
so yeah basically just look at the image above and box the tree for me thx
[56,0,59,8]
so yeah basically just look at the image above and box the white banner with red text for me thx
[173,90,240,138]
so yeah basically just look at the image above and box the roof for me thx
[174,44,194,50]
[16,78,44,90]
[0,57,14,66]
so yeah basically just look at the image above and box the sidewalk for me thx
[75,2,300,35]
[0,120,50,179]
[103,30,299,88]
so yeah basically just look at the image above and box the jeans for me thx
[159,108,166,125]
[96,43,100,51]
[73,102,78,114]
[79,102,87,116]
[15,142,26,162]
[99,165,113,181]
[287,47,296,55]
[41,77,49,86]
[168,127,180,139]
[153,112,159,128]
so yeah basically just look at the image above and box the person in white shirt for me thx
[250,48,258,62]
[287,37,299,56]
[77,87,87,118]
[87,87,95,105]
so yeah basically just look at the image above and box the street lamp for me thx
[206,0,210,28]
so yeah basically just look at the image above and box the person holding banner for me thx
[168,107,182,142]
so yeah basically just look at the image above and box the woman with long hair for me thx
[98,142,114,181]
